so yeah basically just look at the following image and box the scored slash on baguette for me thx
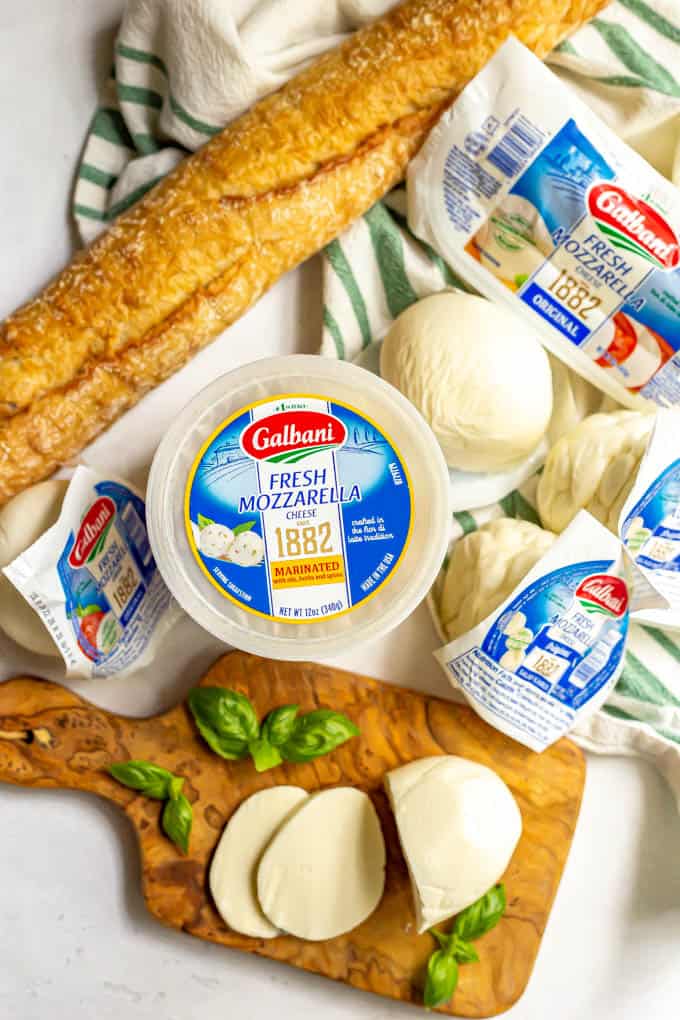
[0,0,608,504]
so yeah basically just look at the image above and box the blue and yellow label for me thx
[184,394,413,622]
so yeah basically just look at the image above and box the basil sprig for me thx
[108,761,193,855]
[187,687,359,772]
[423,884,506,1010]
[187,688,259,760]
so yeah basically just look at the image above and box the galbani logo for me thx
[576,574,628,618]
[588,183,680,270]
[68,497,116,568]
[241,410,348,464]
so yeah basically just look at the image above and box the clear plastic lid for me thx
[146,356,450,660]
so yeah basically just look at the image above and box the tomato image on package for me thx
[185,395,413,622]
[408,37,680,409]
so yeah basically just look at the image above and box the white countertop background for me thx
[1,3,680,1018]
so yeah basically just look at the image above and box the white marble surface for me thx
[2,2,680,1018]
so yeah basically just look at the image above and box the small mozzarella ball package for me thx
[1,466,181,678]
[619,409,680,632]
[433,511,664,752]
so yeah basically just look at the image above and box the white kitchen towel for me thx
[74,0,680,800]
[74,0,395,242]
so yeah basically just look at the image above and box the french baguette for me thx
[0,0,608,504]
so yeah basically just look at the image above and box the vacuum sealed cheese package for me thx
[434,511,663,752]
[408,37,680,410]
[621,409,680,631]
[3,466,180,678]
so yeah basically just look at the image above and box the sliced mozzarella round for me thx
[385,756,522,933]
[210,786,308,939]
[257,787,386,941]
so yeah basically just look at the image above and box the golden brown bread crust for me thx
[0,0,608,504]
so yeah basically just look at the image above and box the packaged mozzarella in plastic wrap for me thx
[435,511,650,752]
[408,37,680,411]
[3,467,180,678]
[620,409,680,631]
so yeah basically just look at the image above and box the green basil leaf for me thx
[197,513,214,531]
[452,937,479,964]
[248,737,284,773]
[167,775,184,800]
[279,709,359,763]
[261,705,299,747]
[233,520,256,535]
[423,950,458,1009]
[188,687,260,760]
[162,792,193,854]
[453,884,506,942]
[108,761,175,800]
[429,928,455,954]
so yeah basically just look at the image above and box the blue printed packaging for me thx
[435,511,643,751]
[4,466,181,678]
[621,409,680,631]
[409,37,680,411]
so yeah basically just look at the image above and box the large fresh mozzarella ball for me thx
[199,523,234,559]
[440,518,556,641]
[380,293,553,472]
[0,480,68,657]
[229,530,264,567]
[257,787,385,941]
[385,756,522,932]
[537,410,654,534]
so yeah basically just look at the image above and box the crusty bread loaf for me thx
[0,0,607,504]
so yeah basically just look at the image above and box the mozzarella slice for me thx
[385,756,522,933]
[210,786,308,939]
[257,787,386,941]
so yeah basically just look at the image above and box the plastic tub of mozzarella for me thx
[147,355,450,660]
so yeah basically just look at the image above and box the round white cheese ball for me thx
[0,479,68,657]
[537,410,655,534]
[199,522,234,559]
[439,518,556,641]
[229,530,264,567]
[384,756,522,933]
[380,293,553,472]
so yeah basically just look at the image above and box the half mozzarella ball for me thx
[385,756,522,933]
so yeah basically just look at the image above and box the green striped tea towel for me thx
[317,0,680,796]
[74,0,680,802]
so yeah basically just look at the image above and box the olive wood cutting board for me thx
[0,651,585,1016]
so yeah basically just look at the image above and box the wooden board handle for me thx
[0,677,132,805]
